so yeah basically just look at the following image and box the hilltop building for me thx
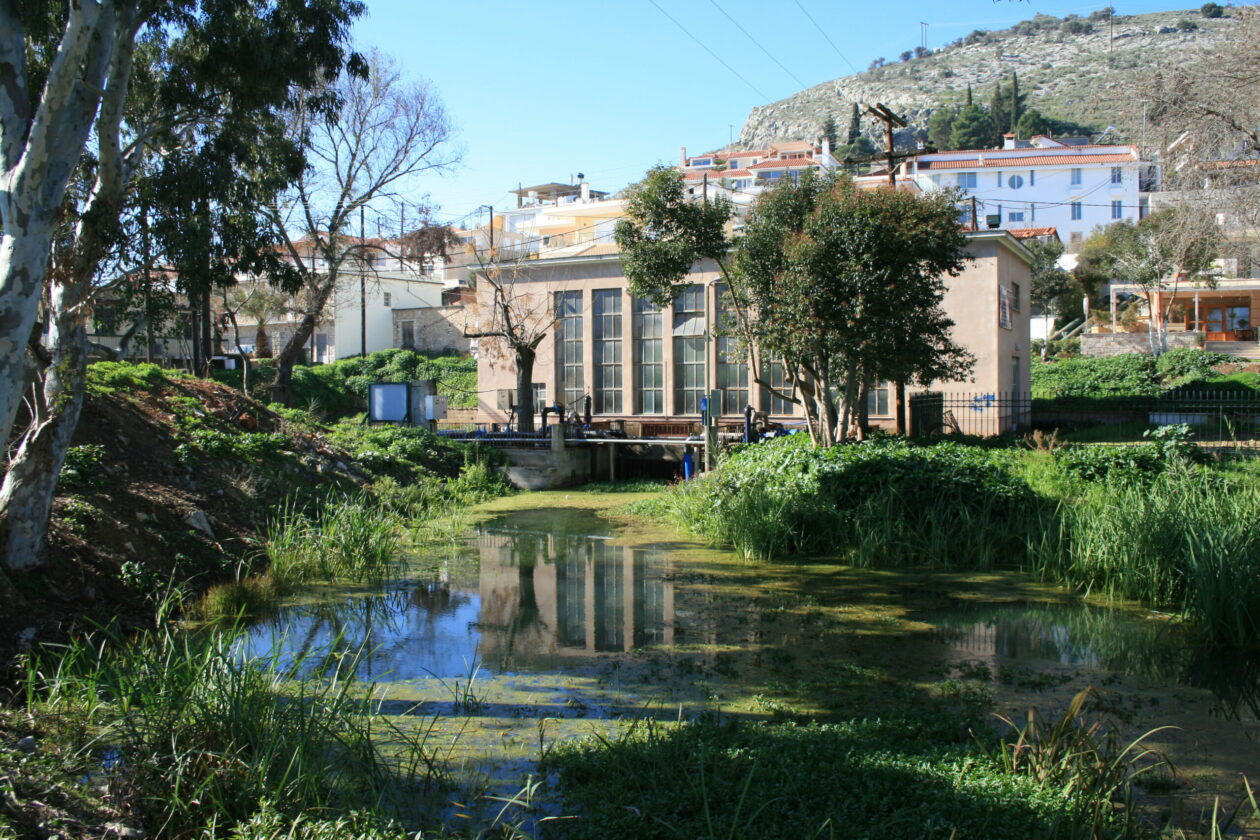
[910,135,1151,252]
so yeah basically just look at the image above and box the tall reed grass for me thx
[262,495,403,587]
[1038,467,1260,647]
[22,612,442,837]
[658,438,1260,647]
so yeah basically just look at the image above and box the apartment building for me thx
[678,139,841,196]
[911,135,1150,253]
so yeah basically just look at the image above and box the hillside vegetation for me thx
[738,7,1240,149]
[0,360,500,665]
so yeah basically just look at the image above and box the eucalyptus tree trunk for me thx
[0,0,134,452]
[0,278,89,571]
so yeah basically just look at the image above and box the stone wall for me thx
[392,305,472,354]
[1080,331,1202,357]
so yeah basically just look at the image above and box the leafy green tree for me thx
[989,75,1025,136]
[1200,2,1224,17]
[837,136,877,162]
[950,105,998,149]
[736,174,972,441]
[1015,109,1050,139]
[614,165,736,307]
[1025,237,1074,313]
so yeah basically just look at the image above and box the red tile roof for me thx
[748,158,820,170]
[1008,227,1059,240]
[683,168,753,180]
[918,153,1136,171]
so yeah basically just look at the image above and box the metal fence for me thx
[911,390,1260,446]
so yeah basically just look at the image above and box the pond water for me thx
[242,492,1260,823]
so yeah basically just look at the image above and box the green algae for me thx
[239,488,1260,834]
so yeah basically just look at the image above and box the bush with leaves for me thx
[1154,347,1236,384]
[1031,355,1160,400]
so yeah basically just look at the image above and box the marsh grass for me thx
[262,495,403,588]
[22,612,445,837]
[659,438,1260,647]
[1036,467,1260,646]
[985,688,1173,837]
[545,712,1145,840]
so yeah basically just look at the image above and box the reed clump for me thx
[21,611,442,837]
[658,435,1260,648]
[262,494,403,588]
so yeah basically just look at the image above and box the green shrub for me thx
[1031,355,1159,400]
[58,444,108,490]
[1052,444,1167,482]
[215,349,477,418]
[665,437,1039,565]
[86,361,173,396]
[1154,347,1236,384]
[175,430,290,464]
[328,423,466,482]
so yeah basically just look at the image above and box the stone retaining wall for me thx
[1080,331,1202,357]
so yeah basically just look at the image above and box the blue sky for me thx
[353,0,1199,227]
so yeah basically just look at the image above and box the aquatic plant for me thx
[985,688,1173,837]
[261,495,403,587]
[545,712,1143,839]
[659,437,1260,648]
[21,612,445,837]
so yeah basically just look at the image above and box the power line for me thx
[647,0,771,101]
[708,0,809,89]
[791,0,859,75]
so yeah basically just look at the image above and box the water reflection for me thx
[242,518,673,680]
[240,510,1258,720]
[933,601,1260,719]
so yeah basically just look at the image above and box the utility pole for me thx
[864,102,907,187]
[359,205,366,358]
[702,171,708,203]
[481,204,494,257]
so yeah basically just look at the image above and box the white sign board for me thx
[368,383,410,423]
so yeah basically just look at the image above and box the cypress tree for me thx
[990,80,1010,135]
[822,115,838,151]
[966,84,973,106]
[847,102,861,143]
[1010,71,1022,128]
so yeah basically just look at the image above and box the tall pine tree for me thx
[822,115,838,151]
[847,102,862,143]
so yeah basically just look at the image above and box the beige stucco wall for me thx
[475,233,1032,430]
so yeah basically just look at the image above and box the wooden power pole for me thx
[864,102,908,187]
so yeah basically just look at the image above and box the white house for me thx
[911,136,1151,253]
[234,237,451,362]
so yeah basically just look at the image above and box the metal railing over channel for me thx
[910,390,1260,447]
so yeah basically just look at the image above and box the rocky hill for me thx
[737,7,1239,150]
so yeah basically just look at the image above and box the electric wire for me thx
[646,0,771,101]
[791,0,859,75]
[707,0,809,89]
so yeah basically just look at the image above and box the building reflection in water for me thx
[475,526,674,669]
